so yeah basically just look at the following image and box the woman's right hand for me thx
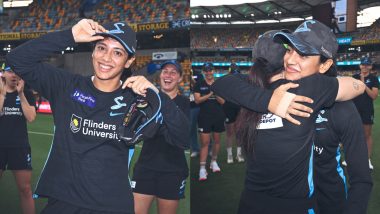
[269,82,313,125]
[0,76,6,96]
[72,19,107,43]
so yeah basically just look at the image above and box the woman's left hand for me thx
[122,76,159,96]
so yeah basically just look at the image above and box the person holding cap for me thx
[212,20,365,214]
[0,66,36,214]
[132,60,189,214]
[352,57,379,170]
[194,62,226,181]
[6,19,188,213]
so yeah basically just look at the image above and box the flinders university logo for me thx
[70,114,82,133]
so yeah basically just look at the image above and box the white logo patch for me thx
[257,114,283,129]
[131,181,136,188]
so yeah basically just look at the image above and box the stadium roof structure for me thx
[191,0,380,25]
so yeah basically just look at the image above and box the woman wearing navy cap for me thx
[0,67,36,214]
[352,57,379,170]
[132,60,189,214]
[194,62,226,181]
[212,21,366,214]
[6,19,188,214]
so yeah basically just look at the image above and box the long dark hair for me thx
[234,57,283,155]
[235,55,336,155]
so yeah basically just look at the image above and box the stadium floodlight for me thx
[280,18,304,23]
[191,14,196,19]
[206,21,230,25]
[231,21,255,24]
[250,13,254,17]
[216,14,219,18]
[191,0,268,7]
[256,19,279,24]
[203,14,207,18]
[228,14,231,18]
[223,14,227,18]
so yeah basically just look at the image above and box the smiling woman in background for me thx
[132,60,190,214]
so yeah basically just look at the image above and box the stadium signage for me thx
[152,51,178,61]
[138,22,169,31]
[0,32,20,41]
[170,19,190,29]
[0,32,47,41]
[191,62,253,67]
[336,37,352,45]
[336,61,361,66]
[20,32,47,39]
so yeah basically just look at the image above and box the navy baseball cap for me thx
[95,22,137,56]
[361,57,373,65]
[203,62,214,71]
[273,20,338,59]
[253,29,289,74]
[161,60,183,75]
[118,88,162,146]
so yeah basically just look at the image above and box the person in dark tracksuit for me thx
[223,97,244,164]
[6,19,188,214]
[352,57,379,170]
[314,69,372,214]
[211,21,365,214]
[0,67,36,214]
[194,63,226,181]
[132,60,190,214]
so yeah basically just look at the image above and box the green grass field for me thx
[190,98,380,214]
[0,114,190,214]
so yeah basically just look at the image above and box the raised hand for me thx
[72,19,107,43]
[0,75,6,96]
[16,79,25,94]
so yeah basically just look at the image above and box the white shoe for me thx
[341,160,347,167]
[369,159,374,170]
[190,152,199,158]
[210,161,221,173]
[236,154,245,163]
[199,168,208,181]
[227,155,234,164]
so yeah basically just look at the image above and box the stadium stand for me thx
[1,0,189,33]
[89,0,189,25]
